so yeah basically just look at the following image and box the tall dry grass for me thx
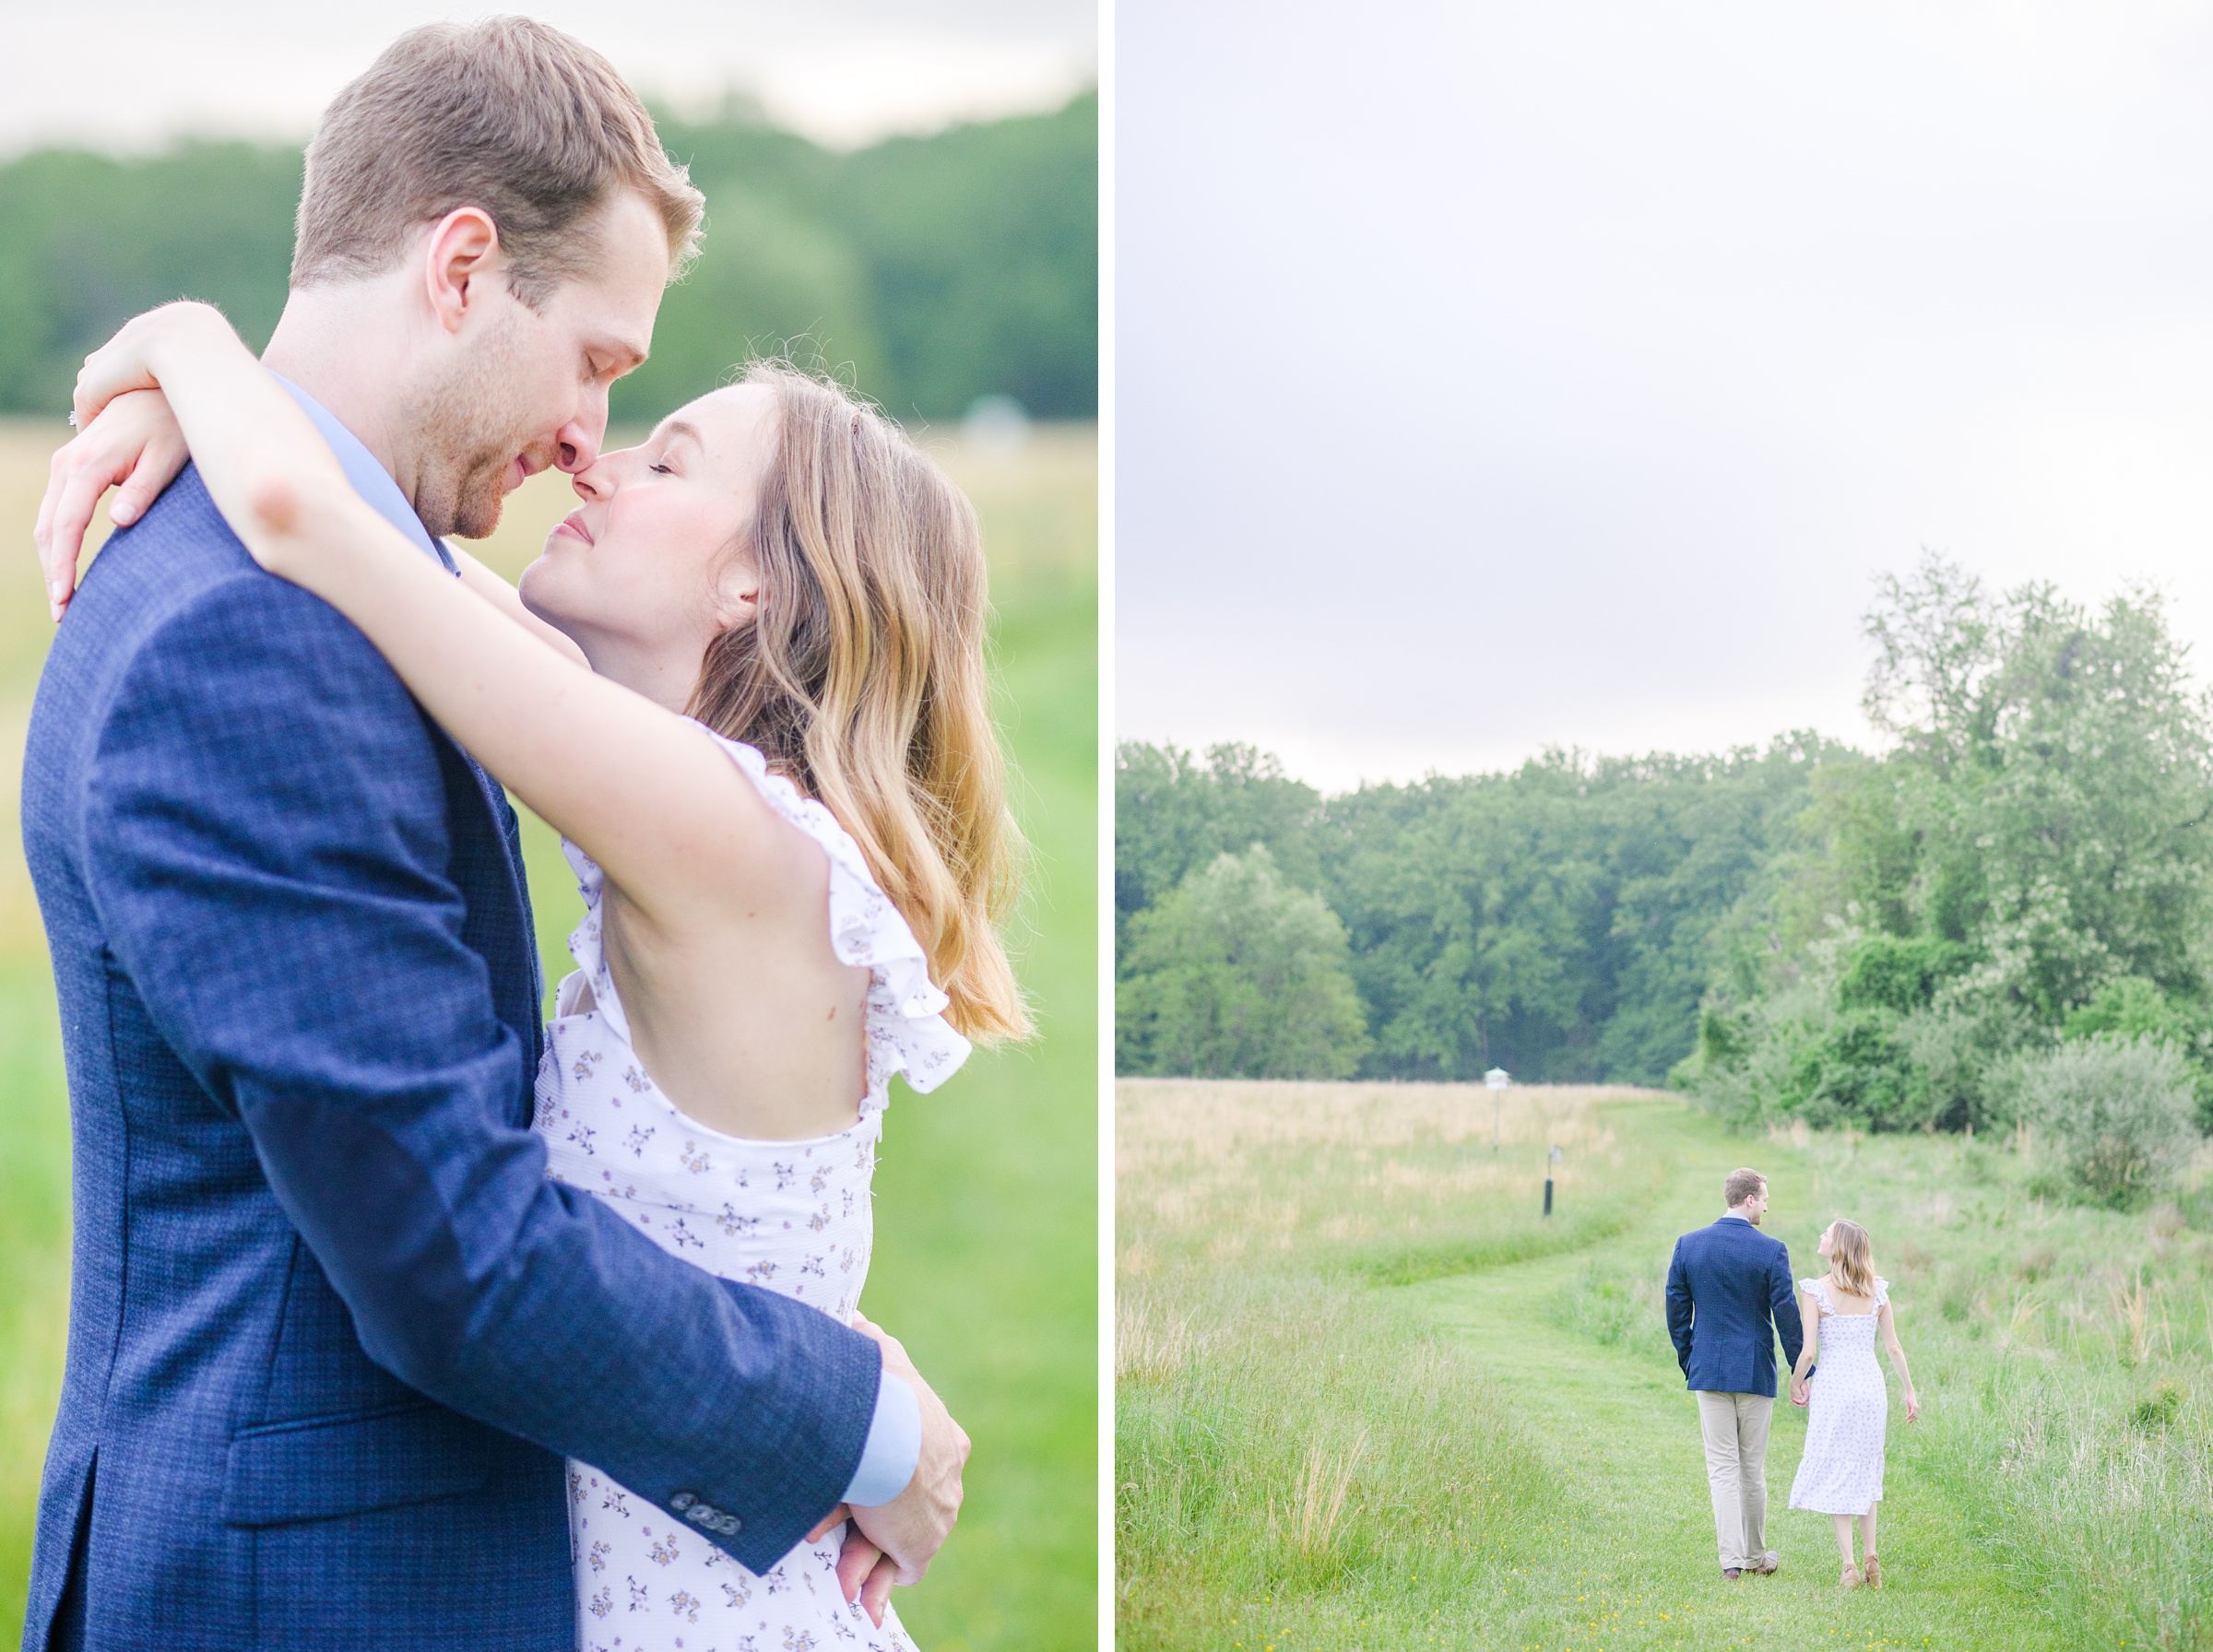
[1118,1078,1667,1282]
[1116,1080,1672,1642]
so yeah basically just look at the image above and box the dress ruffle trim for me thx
[1802,1276,1889,1314]
[556,725,971,1108]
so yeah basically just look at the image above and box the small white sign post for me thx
[1485,1067,1509,1150]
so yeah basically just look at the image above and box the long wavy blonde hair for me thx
[688,362,1030,1041]
[1828,1219,1876,1297]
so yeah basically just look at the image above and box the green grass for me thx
[1118,1079,2213,1650]
[0,419,1096,1647]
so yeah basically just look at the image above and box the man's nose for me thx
[554,418,602,475]
[556,382,612,475]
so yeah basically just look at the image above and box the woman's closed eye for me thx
[649,462,674,476]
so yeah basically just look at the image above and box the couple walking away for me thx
[22,18,1029,1652]
[1666,1169,1923,1589]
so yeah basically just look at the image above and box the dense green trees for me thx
[1682,560,2213,1175]
[0,94,1095,423]
[1118,557,2213,1189]
[1116,738,1837,1084]
[1116,847,1369,1080]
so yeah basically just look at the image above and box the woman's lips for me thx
[552,510,594,545]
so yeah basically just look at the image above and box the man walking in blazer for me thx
[1665,1167,1805,1581]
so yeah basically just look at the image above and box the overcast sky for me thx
[0,1,1095,153]
[1118,2,2213,791]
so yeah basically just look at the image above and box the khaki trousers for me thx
[1695,1390,1773,1570]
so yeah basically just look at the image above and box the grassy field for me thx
[1118,1078,2213,1650]
[0,417,1096,1646]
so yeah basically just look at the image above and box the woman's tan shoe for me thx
[1840,1563,1863,1589]
[1862,1554,1882,1589]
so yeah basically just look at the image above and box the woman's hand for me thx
[34,389,190,620]
[1790,1375,1810,1408]
[34,302,268,620]
[1904,1388,1921,1422]
[801,1503,895,1628]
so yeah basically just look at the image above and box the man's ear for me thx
[422,207,504,335]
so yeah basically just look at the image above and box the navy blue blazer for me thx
[1663,1215,1805,1398]
[20,467,881,1651]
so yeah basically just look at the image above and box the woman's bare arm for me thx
[1877,1302,1920,1421]
[75,302,810,935]
[451,547,589,668]
[1792,1288,1822,1388]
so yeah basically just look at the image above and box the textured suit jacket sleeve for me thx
[77,577,879,1572]
[1769,1243,1804,1374]
[1664,1238,1694,1375]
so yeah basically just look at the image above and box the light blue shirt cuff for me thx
[841,1373,919,1507]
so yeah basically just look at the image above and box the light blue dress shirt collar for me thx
[273,372,456,572]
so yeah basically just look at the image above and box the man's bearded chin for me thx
[439,443,536,539]
[409,446,504,539]
[400,314,545,539]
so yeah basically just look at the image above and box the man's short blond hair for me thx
[1724,1168,1767,1208]
[292,17,704,306]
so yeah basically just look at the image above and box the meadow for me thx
[1118,1078,2213,1650]
[0,417,1096,1648]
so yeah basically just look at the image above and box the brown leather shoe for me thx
[1749,1552,1780,1575]
[1840,1563,1863,1589]
[1722,1567,1743,1581]
[1862,1554,1881,1588]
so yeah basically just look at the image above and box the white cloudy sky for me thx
[0,1,1095,153]
[1117,1,2213,791]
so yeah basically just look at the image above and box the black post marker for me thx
[1543,1175,1553,1218]
[1543,1142,1561,1218]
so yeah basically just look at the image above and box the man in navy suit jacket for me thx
[21,22,959,1649]
[1664,1167,1805,1582]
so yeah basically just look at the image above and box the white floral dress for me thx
[534,726,970,1652]
[1787,1276,1889,1516]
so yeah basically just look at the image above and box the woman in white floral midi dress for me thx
[541,734,971,1652]
[1786,1219,1922,1588]
[82,312,1035,1646]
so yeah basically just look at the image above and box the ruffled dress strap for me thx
[557,838,624,1039]
[692,725,971,1103]
[1801,1277,1834,1316]
[1873,1277,1889,1309]
[552,727,971,1109]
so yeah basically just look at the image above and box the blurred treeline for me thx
[1118,555,2213,1192]
[0,92,1095,423]
[1116,736,1829,1086]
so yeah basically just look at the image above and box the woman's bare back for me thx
[599,828,871,1142]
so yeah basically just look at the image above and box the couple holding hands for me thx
[1667,1168,1923,1590]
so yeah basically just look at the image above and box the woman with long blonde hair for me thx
[55,301,1028,1651]
[1787,1218,1922,1588]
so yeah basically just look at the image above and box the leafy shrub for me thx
[2062,974,2213,1134]
[1792,1008,1911,1128]
[2016,1038,2203,1209]
[1116,847,1371,1080]
[1838,935,1969,1014]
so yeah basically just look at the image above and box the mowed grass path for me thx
[1404,1098,2057,1652]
